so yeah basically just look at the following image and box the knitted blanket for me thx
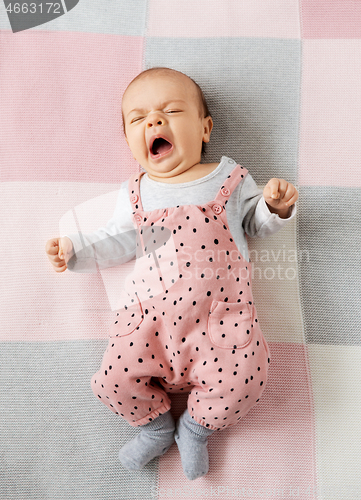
[1,1,360,499]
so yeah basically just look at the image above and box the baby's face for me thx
[122,73,212,181]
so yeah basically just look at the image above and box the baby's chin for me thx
[142,158,191,181]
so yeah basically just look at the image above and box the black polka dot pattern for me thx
[91,163,270,430]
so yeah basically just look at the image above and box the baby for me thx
[46,67,298,480]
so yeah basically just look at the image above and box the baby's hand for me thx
[263,178,298,218]
[45,236,73,273]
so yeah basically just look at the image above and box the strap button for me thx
[220,187,230,196]
[130,194,139,204]
[212,203,223,214]
[134,214,142,224]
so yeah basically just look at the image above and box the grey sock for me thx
[118,411,175,471]
[175,410,215,481]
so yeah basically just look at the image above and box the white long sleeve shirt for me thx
[66,157,296,272]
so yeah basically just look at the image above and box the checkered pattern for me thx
[1,1,360,499]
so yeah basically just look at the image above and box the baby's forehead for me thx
[123,71,197,104]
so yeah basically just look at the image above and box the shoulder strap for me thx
[213,164,248,204]
[128,171,145,212]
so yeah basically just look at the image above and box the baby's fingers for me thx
[282,184,299,206]
[267,178,281,199]
[54,262,67,272]
[45,238,60,256]
[51,255,67,272]
[45,238,68,271]
[58,236,74,262]
[58,242,64,260]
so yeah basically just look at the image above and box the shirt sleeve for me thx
[239,173,297,238]
[64,181,137,273]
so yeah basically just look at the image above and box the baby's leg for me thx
[91,337,171,424]
[118,410,175,470]
[176,350,268,480]
[92,367,174,470]
[175,409,214,481]
[91,337,175,469]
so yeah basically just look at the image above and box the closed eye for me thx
[165,110,182,114]
[130,116,144,124]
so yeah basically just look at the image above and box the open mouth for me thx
[149,136,173,158]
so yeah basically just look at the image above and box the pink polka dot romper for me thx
[91,163,271,430]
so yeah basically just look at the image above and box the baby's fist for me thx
[45,236,73,273]
[263,178,298,217]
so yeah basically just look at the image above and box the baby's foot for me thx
[118,411,175,471]
[175,410,214,480]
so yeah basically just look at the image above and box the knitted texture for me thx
[1,1,360,499]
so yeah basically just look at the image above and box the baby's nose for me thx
[147,114,165,127]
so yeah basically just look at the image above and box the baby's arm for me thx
[263,178,299,219]
[45,181,136,273]
[238,173,297,240]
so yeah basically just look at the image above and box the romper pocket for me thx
[208,300,253,349]
[109,292,144,337]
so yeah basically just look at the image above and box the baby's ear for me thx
[202,116,213,143]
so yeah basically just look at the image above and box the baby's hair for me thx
[122,67,211,155]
